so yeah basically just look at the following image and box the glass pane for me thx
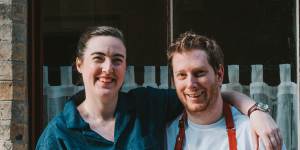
[173,0,296,85]
[42,0,167,126]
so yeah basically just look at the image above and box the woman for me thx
[36,26,281,149]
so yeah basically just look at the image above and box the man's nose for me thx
[187,75,198,90]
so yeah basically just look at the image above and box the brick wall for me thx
[0,0,28,149]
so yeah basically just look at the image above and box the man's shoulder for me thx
[166,114,182,150]
[166,114,182,138]
[167,114,181,130]
[230,106,250,125]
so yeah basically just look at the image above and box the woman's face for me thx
[76,36,126,99]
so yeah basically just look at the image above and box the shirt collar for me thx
[63,90,135,129]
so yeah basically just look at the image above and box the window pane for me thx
[42,0,167,126]
[173,0,296,85]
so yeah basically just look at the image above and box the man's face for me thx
[172,49,224,114]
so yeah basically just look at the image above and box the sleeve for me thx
[35,121,67,150]
[36,141,62,150]
[36,133,62,150]
[128,87,183,124]
[164,88,183,123]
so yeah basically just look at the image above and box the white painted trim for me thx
[170,0,173,42]
[296,0,299,148]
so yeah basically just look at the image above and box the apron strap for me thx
[174,101,237,150]
[174,112,187,150]
[224,102,237,150]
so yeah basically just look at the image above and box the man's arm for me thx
[222,90,283,150]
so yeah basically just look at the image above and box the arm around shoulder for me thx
[221,90,255,115]
[222,90,283,150]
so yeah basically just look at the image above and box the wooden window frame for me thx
[28,0,44,148]
[27,0,299,149]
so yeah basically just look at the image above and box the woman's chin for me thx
[95,87,118,97]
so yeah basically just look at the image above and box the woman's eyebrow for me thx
[91,52,105,56]
[113,54,125,58]
[91,52,125,58]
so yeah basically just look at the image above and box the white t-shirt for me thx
[166,107,267,150]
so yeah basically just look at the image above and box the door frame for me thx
[28,0,44,148]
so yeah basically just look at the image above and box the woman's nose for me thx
[102,59,113,74]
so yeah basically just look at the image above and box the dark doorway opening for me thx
[173,0,296,85]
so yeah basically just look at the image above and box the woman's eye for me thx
[195,71,205,77]
[112,58,123,65]
[93,56,105,62]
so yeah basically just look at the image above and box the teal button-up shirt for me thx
[36,87,182,150]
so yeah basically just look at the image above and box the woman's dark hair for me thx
[76,26,125,60]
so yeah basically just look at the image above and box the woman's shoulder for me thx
[36,114,68,149]
[41,114,69,135]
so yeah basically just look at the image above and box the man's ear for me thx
[170,76,175,88]
[216,64,224,84]
[76,57,82,73]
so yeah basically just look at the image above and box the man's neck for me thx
[187,96,224,125]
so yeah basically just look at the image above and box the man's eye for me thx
[176,73,186,79]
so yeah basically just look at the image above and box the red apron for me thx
[174,102,237,150]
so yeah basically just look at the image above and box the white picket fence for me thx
[43,64,298,150]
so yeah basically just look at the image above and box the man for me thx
[166,32,285,150]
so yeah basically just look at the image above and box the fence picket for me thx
[222,65,243,92]
[250,65,273,107]
[60,66,73,86]
[277,64,297,150]
[122,66,138,92]
[43,64,298,149]
[159,66,169,89]
[143,66,158,88]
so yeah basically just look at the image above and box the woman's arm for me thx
[222,90,282,150]
[222,90,255,114]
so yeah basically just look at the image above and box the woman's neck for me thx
[78,93,118,121]
[77,94,117,142]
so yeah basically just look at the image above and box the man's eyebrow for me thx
[174,70,184,74]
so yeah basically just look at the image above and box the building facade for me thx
[0,0,299,149]
[0,0,28,149]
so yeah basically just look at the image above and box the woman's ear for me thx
[76,57,82,73]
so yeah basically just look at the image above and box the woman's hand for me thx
[250,111,283,150]
[221,91,283,150]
